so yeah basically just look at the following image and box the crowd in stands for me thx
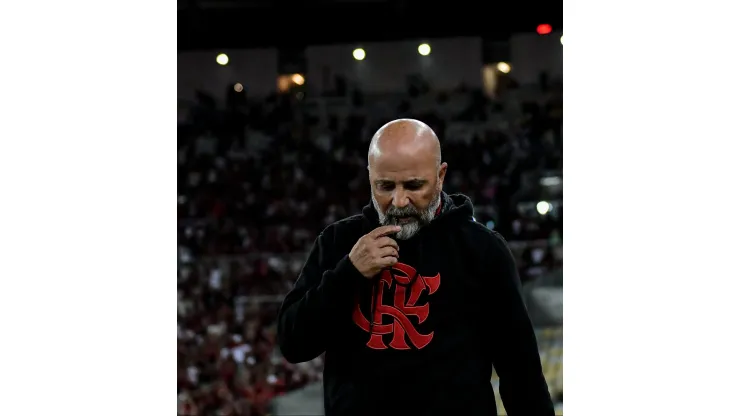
[177,75,563,415]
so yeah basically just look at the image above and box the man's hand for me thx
[349,225,401,278]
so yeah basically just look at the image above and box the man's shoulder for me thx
[457,220,511,255]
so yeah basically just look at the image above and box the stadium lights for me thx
[536,201,552,215]
[353,48,366,61]
[216,53,229,66]
[291,74,305,85]
[496,62,511,74]
[418,43,431,56]
[540,176,562,186]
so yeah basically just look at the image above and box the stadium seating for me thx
[178,80,563,415]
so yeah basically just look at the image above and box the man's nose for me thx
[392,190,410,209]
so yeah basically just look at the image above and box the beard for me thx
[372,190,441,240]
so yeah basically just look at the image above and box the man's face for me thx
[369,151,447,240]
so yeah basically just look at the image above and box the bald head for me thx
[368,119,441,169]
[367,119,448,240]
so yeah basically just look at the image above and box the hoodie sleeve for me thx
[277,226,366,363]
[488,232,555,416]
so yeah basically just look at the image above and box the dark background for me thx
[179,0,563,49]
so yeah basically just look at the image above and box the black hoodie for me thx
[277,193,554,416]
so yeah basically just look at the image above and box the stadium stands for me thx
[177,76,562,415]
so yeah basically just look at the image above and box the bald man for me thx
[278,119,553,416]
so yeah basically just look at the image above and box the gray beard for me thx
[372,191,442,240]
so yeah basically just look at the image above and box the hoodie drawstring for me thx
[368,275,381,335]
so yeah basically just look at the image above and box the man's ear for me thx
[437,162,448,191]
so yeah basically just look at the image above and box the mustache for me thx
[385,206,421,218]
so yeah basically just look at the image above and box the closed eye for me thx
[375,179,427,191]
[403,180,426,191]
[376,181,395,191]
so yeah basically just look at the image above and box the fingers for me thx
[377,246,399,259]
[378,256,399,268]
[360,226,402,274]
[370,225,401,239]
[376,236,399,251]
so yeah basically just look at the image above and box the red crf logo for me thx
[352,262,440,350]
